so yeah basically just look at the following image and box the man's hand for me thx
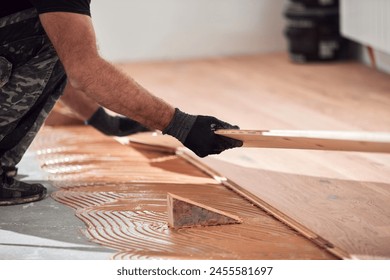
[87,107,150,136]
[163,108,243,157]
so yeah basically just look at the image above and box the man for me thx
[0,0,242,206]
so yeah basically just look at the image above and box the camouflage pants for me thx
[0,9,66,171]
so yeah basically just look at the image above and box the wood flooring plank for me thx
[216,129,390,153]
[202,158,390,259]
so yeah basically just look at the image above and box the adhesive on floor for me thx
[31,127,337,259]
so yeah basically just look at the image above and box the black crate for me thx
[284,1,343,62]
[290,0,339,8]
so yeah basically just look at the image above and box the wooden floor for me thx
[32,127,335,260]
[118,53,390,259]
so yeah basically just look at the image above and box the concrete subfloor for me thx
[0,148,115,260]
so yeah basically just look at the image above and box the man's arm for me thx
[58,82,149,136]
[39,12,242,157]
[59,82,98,120]
[39,12,174,130]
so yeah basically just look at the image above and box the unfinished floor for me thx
[1,53,389,259]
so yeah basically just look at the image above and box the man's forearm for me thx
[39,12,174,131]
[59,82,99,120]
[68,57,174,130]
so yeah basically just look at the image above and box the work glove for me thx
[86,107,150,136]
[163,108,243,157]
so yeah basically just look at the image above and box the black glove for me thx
[86,107,150,136]
[163,108,243,157]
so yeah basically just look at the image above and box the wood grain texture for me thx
[119,53,390,259]
[203,157,390,259]
[216,129,390,153]
[116,132,182,154]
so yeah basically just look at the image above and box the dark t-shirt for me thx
[1,0,91,18]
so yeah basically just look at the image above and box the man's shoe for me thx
[0,173,47,206]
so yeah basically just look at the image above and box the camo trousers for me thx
[0,9,66,171]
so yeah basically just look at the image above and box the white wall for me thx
[91,0,287,62]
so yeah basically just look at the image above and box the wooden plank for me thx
[216,129,390,153]
[167,193,242,229]
[115,132,181,154]
[202,157,390,259]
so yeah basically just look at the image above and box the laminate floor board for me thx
[118,53,390,258]
[202,158,390,259]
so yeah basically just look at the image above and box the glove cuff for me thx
[86,107,105,126]
[162,108,197,143]
[86,107,118,135]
